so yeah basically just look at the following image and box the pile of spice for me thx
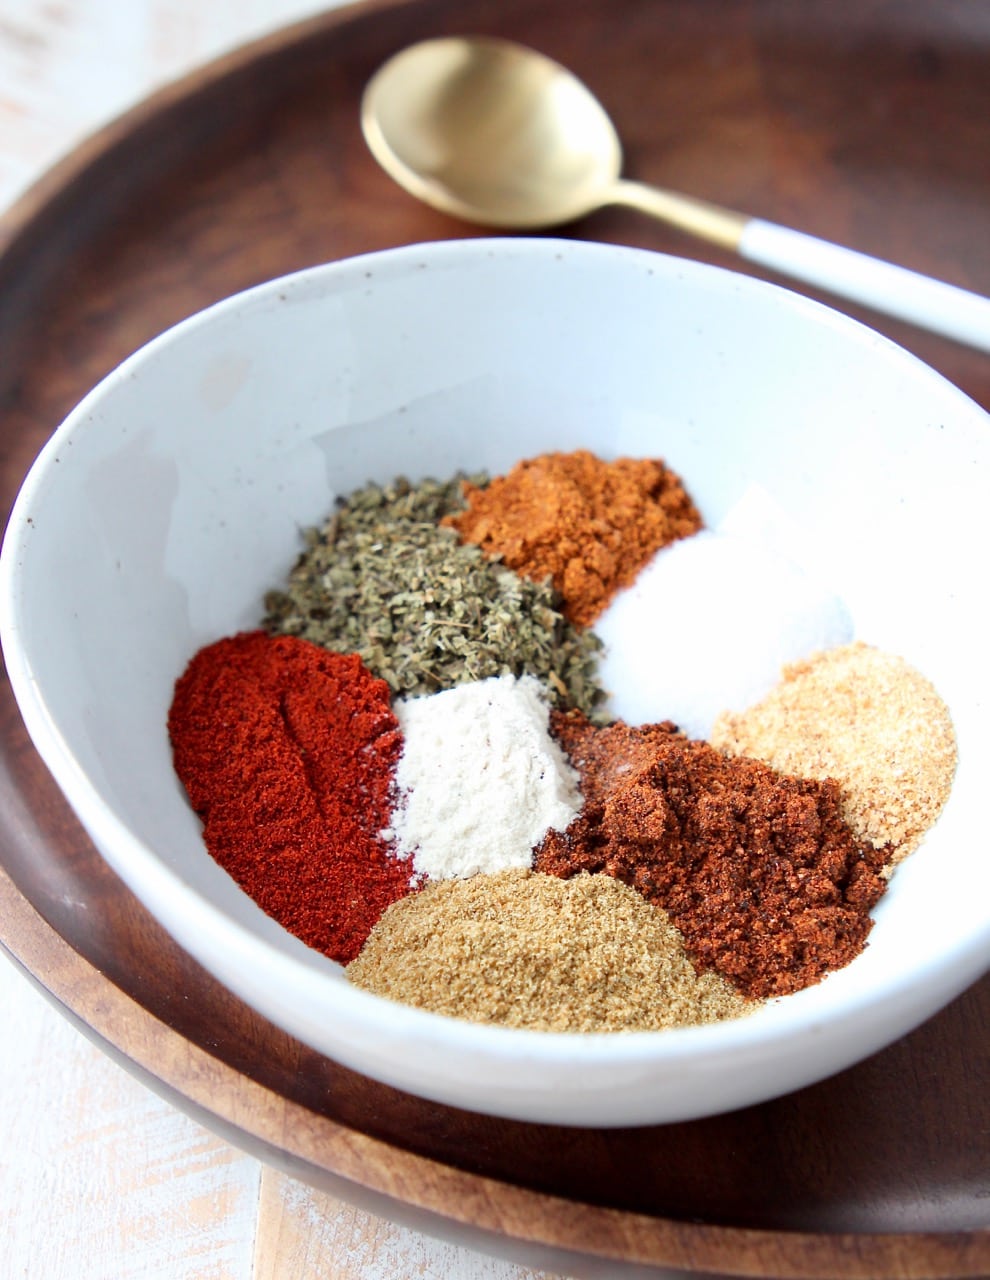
[168,447,959,1033]
[262,472,604,717]
[596,526,852,739]
[535,713,886,999]
[168,631,410,964]
[443,448,702,626]
[347,869,751,1032]
[388,674,581,880]
[711,642,957,866]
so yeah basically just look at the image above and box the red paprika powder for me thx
[168,630,412,963]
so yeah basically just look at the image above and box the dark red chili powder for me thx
[536,712,888,999]
[168,630,412,963]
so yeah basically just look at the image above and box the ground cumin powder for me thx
[443,449,702,627]
[346,869,752,1031]
[536,714,887,999]
[711,642,957,867]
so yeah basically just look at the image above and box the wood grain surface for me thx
[1,1,989,1276]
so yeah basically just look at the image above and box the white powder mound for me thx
[390,674,581,880]
[597,505,853,739]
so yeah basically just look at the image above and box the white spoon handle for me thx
[739,219,990,353]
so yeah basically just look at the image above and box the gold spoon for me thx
[362,36,990,352]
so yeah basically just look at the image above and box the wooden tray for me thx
[1,1,988,1275]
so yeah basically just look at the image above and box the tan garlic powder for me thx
[711,641,956,867]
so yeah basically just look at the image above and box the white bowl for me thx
[2,238,988,1128]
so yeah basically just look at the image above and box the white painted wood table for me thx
[0,4,563,1276]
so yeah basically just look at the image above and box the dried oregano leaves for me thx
[263,473,606,717]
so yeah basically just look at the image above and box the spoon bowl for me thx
[362,36,623,228]
[362,36,990,350]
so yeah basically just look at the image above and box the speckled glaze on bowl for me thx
[2,238,988,1127]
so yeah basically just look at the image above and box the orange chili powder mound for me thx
[168,631,413,964]
[442,449,703,627]
[535,712,887,999]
